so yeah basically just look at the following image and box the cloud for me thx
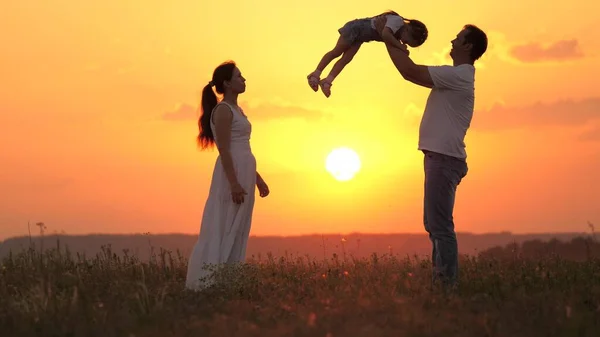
[474,97,600,131]
[477,31,516,65]
[162,100,327,122]
[454,31,585,66]
[0,176,73,192]
[510,39,584,63]
[162,103,197,121]
[400,103,424,127]
[423,31,500,69]
[426,45,490,70]
[241,101,327,121]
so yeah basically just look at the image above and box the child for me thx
[307,11,428,97]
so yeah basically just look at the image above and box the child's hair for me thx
[404,19,428,47]
[379,10,428,47]
[382,10,400,16]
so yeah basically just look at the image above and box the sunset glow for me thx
[1,1,599,240]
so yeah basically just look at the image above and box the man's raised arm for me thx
[374,16,434,89]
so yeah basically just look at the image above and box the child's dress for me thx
[338,13,405,45]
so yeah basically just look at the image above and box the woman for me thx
[185,60,270,290]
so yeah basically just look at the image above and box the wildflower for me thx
[320,298,331,305]
[307,312,317,327]
[394,297,407,304]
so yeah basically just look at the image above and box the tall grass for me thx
[1,241,599,337]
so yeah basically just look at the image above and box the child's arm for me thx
[375,15,404,48]
[376,16,405,49]
[381,27,406,50]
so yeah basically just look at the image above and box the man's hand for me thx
[397,43,410,55]
[375,16,409,53]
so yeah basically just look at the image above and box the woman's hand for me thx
[231,182,247,204]
[257,178,270,198]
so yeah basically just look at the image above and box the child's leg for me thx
[319,43,362,97]
[307,36,351,91]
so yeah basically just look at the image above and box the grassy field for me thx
[1,243,599,337]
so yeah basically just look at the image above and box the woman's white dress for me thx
[185,101,257,290]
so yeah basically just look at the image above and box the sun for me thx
[325,147,361,181]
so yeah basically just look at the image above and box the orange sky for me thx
[1,1,600,240]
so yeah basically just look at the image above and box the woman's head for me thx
[401,19,428,48]
[197,61,246,149]
[209,61,246,96]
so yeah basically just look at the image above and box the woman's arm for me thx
[255,171,269,197]
[212,104,239,187]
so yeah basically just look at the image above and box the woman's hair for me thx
[197,61,237,150]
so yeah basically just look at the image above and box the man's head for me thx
[450,25,488,64]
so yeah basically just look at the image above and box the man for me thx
[375,18,488,288]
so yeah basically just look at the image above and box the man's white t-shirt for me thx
[418,64,475,160]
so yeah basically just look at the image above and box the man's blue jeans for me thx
[423,150,468,288]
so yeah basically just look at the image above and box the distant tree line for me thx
[478,236,600,261]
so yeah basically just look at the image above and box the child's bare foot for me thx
[319,78,332,98]
[307,72,320,92]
